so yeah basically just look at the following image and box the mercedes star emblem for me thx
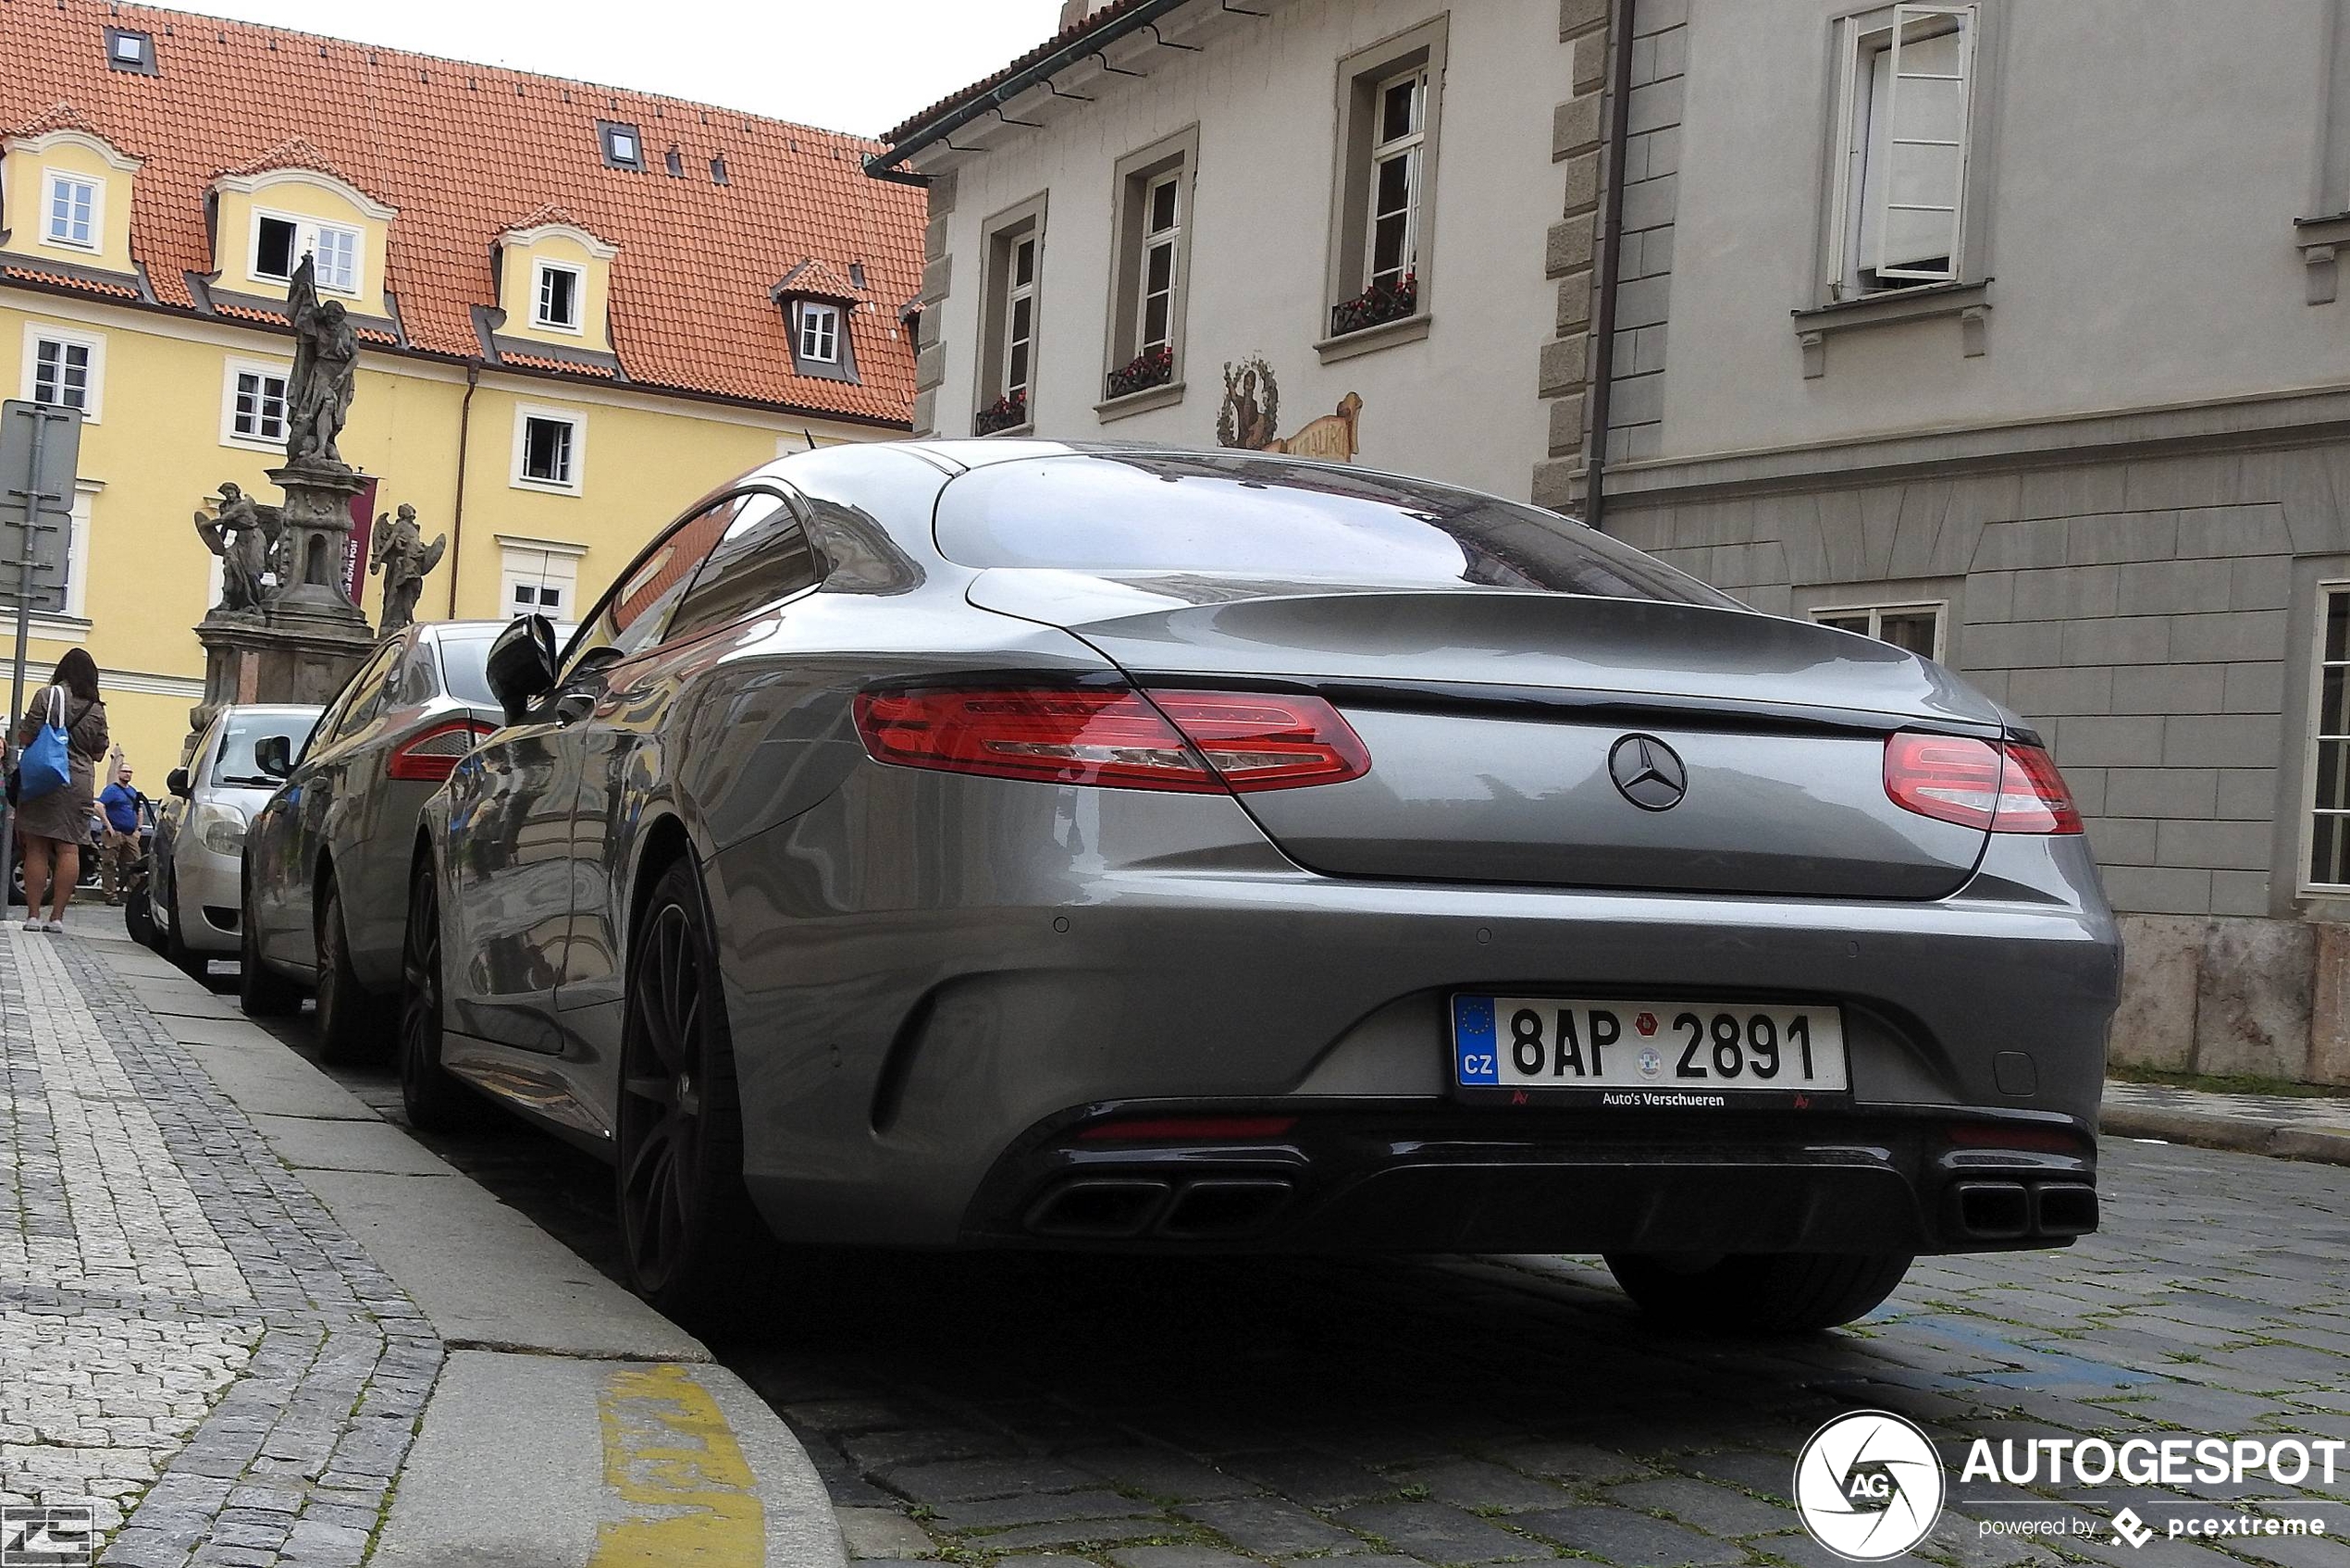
[1609,734,1688,811]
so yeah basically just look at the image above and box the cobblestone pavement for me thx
[276,978,2350,1568]
[0,930,440,1567]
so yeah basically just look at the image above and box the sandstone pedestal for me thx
[190,613,375,735]
[266,459,372,636]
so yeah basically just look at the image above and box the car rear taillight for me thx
[851,686,1368,794]
[386,720,496,783]
[1884,732,2083,834]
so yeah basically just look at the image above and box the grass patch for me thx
[2109,1063,2350,1100]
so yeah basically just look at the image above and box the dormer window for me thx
[535,261,582,330]
[105,28,155,71]
[796,302,839,364]
[254,212,362,293]
[600,121,643,170]
[43,174,98,249]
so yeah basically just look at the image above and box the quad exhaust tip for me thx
[1026,1177,1293,1240]
[1949,1179,2096,1241]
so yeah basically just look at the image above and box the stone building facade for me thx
[874,0,1613,499]
[1591,0,2350,1084]
[879,0,2350,1085]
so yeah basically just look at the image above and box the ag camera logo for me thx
[1795,1411,1947,1562]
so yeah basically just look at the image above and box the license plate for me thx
[1453,995,1848,1098]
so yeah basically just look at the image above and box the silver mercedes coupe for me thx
[401,441,2119,1332]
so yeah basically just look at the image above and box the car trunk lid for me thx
[968,573,2000,898]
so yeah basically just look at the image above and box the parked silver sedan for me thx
[402,442,2119,1333]
[241,621,515,1057]
[151,704,321,976]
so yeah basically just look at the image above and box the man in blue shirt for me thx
[97,764,142,907]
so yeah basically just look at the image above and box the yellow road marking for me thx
[588,1363,765,1565]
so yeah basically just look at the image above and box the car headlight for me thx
[190,802,249,857]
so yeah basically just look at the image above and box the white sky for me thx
[168,1,1068,140]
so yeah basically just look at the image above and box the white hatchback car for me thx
[152,703,320,976]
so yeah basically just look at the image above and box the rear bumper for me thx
[958,1102,2097,1255]
[715,774,2119,1253]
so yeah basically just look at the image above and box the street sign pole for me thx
[0,401,82,907]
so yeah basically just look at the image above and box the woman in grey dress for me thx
[14,648,108,932]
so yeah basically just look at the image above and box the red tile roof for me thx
[11,99,126,146]
[2,0,925,426]
[0,265,141,298]
[776,257,861,303]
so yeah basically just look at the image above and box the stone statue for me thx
[193,482,283,614]
[368,503,446,634]
[286,254,358,466]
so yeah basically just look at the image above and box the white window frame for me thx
[2305,581,2350,893]
[511,405,586,494]
[533,260,585,333]
[497,536,586,622]
[796,302,841,365]
[1136,172,1183,354]
[1362,66,1428,294]
[250,207,366,296]
[1825,4,1978,299]
[1004,234,1039,401]
[1808,599,1947,660]
[20,322,104,424]
[42,172,100,252]
[220,356,292,450]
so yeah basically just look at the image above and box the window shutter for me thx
[1865,5,1973,281]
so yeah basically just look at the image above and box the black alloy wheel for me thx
[314,881,382,1063]
[238,860,303,1018]
[613,858,767,1322]
[398,861,479,1130]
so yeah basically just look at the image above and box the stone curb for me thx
[2101,1104,2350,1166]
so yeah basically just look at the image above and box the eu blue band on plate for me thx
[1453,994,1498,1084]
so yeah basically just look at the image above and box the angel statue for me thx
[193,482,282,614]
[368,502,447,634]
[286,253,359,465]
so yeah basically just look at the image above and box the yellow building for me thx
[1,4,927,771]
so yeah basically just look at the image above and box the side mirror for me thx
[253,735,292,779]
[166,767,192,798]
[485,614,560,725]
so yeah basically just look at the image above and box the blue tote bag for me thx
[19,687,71,802]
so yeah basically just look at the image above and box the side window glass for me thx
[393,643,439,707]
[327,644,402,745]
[565,499,740,673]
[667,490,824,642]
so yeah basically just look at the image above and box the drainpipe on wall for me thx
[1583,0,1639,531]
[447,361,479,618]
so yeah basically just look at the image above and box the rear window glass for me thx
[215,711,318,786]
[436,633,500,706]
[933,452,1736,604]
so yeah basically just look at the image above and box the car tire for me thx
[162,883,209,982]
[1604,1251,1912,1334]
[314,881,385,1064]
[398,859,483,1132]
[613,857,772,1326]
[238,862,304,1019]
[123,878,157,949]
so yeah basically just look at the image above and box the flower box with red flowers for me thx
[974,389,1029,435]
[1105,344,1175,401]
[1329,274,1417,339]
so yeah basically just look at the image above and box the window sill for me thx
[220,431,282,453]
[510,477,582,497]
[2296,213,2350,304]
[14,615,90,645]
[973,422,1034,438]
[1790,280,1989,377]
[1314,312,1431,364]
[1095,379,1185,423]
